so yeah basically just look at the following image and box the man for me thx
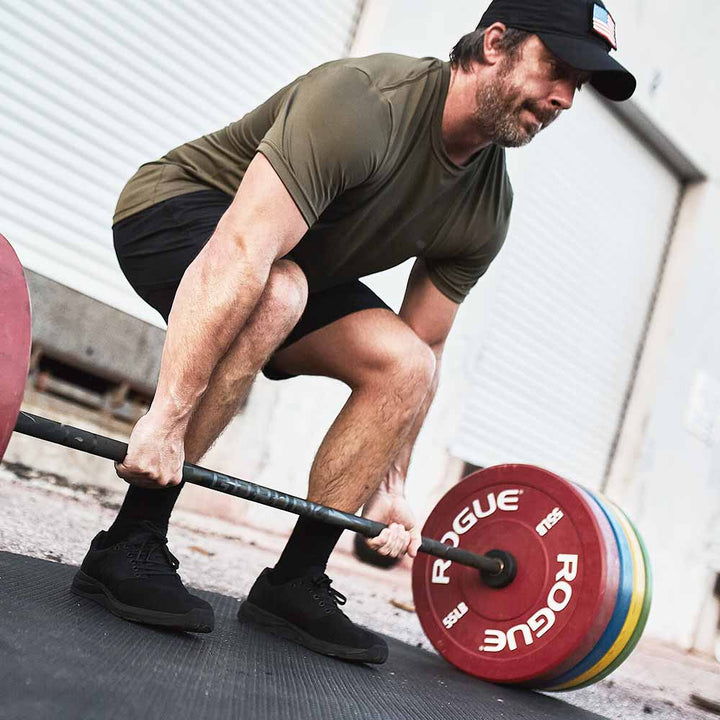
[72,0,635,664]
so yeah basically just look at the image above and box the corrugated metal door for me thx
[0,0,363,326]
[451,90,682,488]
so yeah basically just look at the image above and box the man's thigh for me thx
[264,280,391,382]
[268,289,423,387]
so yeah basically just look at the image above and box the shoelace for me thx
[125,531,180,577]
[310,574,347,612]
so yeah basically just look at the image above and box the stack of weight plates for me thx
[412,465,653,690]
[540,486,653,691]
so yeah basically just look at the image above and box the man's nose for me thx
[550,80,575,111]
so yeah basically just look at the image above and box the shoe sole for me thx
[71,570,214,633]
[238,601,388,664]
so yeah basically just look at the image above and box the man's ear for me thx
[483,22,509,66]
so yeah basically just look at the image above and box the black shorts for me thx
[112,190,391,380]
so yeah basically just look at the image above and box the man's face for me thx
[474,36,591,148]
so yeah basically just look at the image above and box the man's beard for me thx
[473,64,560,148]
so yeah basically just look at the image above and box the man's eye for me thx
[550,62,571,81]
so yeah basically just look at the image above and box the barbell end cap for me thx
[479,549,517,589]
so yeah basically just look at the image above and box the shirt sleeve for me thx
[257,65,392,227]
[426,181,514,304]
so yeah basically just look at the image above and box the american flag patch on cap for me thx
[592,4,617,49]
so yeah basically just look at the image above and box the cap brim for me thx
[537,31,637,102]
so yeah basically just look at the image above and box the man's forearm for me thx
[151,230,271,430]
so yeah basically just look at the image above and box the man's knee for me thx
[265,259,308,326]
[392,338,437,393]
[362,332,436,399]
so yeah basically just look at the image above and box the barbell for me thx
[0,234,651,689]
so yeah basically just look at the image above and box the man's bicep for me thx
[218,153,309,261]
[400,259,460,350]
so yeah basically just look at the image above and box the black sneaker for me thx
[71,521,214,633]
[238,568,388,664]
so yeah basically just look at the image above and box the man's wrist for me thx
[147,395,195,435]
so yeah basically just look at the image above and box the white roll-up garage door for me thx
[0,0,363,326]
[451,90,682,488]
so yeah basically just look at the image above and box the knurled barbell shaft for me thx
[14,411,504,575]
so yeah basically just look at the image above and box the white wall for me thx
[612,0,720,174]
[0,0,363,327]
[606,180,720,646]
[598,1,720,649]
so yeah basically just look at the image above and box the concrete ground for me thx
[1,459,719,720]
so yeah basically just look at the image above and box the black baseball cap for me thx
[479,0,636,101]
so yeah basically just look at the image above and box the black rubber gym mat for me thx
[0,552,607,720]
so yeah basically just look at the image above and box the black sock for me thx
[106,482,184,541]
[271,516,344,584]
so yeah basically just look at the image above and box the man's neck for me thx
[442,65,494,166]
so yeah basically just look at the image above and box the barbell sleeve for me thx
[14,411,504,575]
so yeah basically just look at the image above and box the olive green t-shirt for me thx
[114,54,513,303]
